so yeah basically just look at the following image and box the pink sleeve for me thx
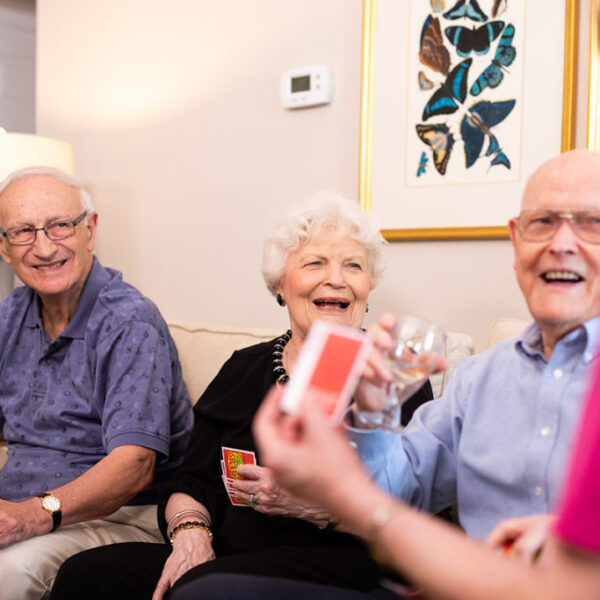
[554,359,600,555]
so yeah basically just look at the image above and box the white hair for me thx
[0,166,94,214]
[261,191,387,297]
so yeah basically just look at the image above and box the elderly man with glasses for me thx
[347,149,600,551]
[0,167,193,600]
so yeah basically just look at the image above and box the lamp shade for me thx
[0,133,74,181]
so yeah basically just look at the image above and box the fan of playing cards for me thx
[221,447,257,506]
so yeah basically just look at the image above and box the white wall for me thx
[36,0,591,350]
[0,0,35,298]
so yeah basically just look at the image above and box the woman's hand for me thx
[485,514,555,566]
[152,528,215,600]
[252,385,371,512]
[230,464,331,526]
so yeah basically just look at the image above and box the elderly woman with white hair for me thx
[50,193,433,600]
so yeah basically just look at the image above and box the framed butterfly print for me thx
[359,0,578,240]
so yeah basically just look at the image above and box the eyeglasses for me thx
[1,211,88,246]
[512,209,600,244]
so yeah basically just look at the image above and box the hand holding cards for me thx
[280,321,371,421]
[221,447,256,506]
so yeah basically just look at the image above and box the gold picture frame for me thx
[588,0,600,150]
[359,0,579,241]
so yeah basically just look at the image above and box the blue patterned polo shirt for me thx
[0,258,193,503]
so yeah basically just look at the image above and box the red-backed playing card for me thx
[280,321,371,422]
[221,447,256,480]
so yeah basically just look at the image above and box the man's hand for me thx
[152,528,215,600]
[0,497,48,548]
[353,314,447,418]
[486,514,556,565]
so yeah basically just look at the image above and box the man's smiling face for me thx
[509,150,600,351]
[0,174,96,305]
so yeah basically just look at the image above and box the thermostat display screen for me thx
[291,75,310,93]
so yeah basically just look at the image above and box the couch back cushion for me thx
[168,322,281,403]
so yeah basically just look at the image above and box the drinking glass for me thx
[356,315,446,432]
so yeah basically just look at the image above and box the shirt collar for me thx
[23,257,111,339]
[516,316,600,364]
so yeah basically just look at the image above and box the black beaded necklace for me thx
[272,329,292,383]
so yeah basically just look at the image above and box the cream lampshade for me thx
[0,131,75,297]
[0,131,75,180]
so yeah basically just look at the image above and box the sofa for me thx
[0,319,529,469]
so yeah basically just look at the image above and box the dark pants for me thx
[172,574,403,600]
[49,541,392,600]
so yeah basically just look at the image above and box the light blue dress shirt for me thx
[349,318,600,540]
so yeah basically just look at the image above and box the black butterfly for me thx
[422,58,471,121]
[470,24,516,96]
[445,21,505,57]
[443,0,488,22]
[416,123,455,175]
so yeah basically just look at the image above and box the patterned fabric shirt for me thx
[0,258,193,503]
[350,318,600,540]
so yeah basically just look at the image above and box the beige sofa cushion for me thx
[168,322,281,403]
[486,318,529,349]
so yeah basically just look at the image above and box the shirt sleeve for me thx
[348,370,466,514]
[554,359,600,556]
[95,318,176,458]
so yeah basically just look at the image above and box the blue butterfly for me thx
[416,123,455,175]
[471,24,517,96]
[460,99,515,168]
[443,0,488,21]
[422,58,472,121]
[445,21,505,57]
[417,151,429,177]
[485,134,511,169]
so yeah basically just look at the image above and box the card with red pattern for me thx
[221,447,256,480]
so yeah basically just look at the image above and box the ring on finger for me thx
[249,494,255,505]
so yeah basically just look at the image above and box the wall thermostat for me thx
[280,65,333,109]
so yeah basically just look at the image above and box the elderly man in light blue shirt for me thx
[352,149,600,541]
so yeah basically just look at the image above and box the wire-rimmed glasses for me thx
[1,210,88,246]
[513,209,600,244]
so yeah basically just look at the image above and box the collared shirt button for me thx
[553,368,563,378]
[540,426,551,437]
[534,486,544,497]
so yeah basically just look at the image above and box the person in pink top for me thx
[553,354,600,557]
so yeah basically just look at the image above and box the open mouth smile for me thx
[541,270,584,283]
[33,260,67,271]
[313,298,350,310]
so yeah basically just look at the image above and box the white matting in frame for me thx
[364,0,575,238]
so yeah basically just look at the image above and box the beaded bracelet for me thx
[169,520,213,545]
[166,509,210,534]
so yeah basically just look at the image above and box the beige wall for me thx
[36,0,591,350]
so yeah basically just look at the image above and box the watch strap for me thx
[38,493,62,532]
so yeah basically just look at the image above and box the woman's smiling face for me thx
[277,230,371,342]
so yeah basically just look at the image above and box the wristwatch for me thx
[38,493,62,532]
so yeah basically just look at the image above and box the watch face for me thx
[42,495,61,512]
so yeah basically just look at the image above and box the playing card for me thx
[221,474,252,507]
[221,447,256,480]
[280,320,371,421]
